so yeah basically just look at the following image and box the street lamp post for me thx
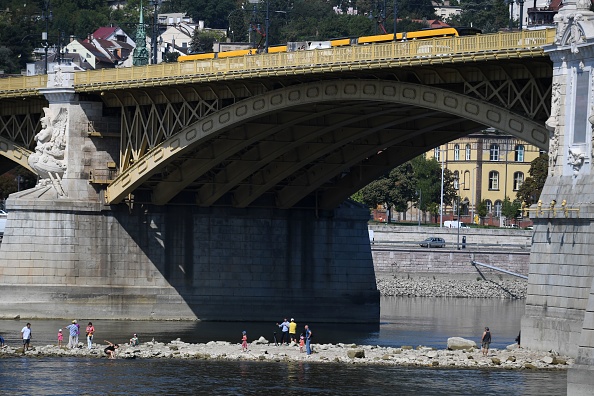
[150,0,160,64]
[456,181,464,250]
[507,0,514,31]
[42,0,52,74]
[393,0,397,40]
[265,0,269,53]
[517,0,525,31]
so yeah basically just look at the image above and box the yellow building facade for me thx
[429,131,543,225]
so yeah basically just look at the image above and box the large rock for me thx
[347,349,365,358]
[447,337,477,351]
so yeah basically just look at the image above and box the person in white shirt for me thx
[21,323,32,352]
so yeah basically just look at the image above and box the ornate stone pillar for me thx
[24,65,113,201]
[521,1,594,393]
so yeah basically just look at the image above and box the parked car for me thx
[420,237,446,248]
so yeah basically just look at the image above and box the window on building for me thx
[454,171,459,189]
[515,145,525,162]
[454,144,460,161]
[514,172,524,191]
[463,171,470,189]
[486,199,493,213]
[494,200,502,217]
[489,171,499,190]
[490,144,500,161]
[465,144,471,161]
[434,147,440,162]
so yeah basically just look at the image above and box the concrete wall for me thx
[372,248,529,278]
[369,224,532,248]
[0,198,379,323]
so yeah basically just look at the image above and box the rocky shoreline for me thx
[377,276,527,299]
[0,337,571,370]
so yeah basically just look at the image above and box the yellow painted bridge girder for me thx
[105,80,549,207]
[0,29,555,98]
[0,136,34,172]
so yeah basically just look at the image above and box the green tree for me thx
[190,30,226,53]
[358,161,416,221]
[448,0,509,33]
[516,153,548,206]
[181,0,236,29]
[0,167,36,201]
[476,199,488,225]
[501,196,521,223]
[411,155,457,212]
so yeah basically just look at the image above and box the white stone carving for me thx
[556,13,587,52]
[567,147,585,176]
[546,81,561,175]
[577,0,591,10]
[28,107,68,185]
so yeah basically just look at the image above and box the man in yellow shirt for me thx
[289,318,297,344]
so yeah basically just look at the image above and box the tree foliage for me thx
[190,29,226,53]
[0,167,37,202]
[356,154,456,222]
[501,196,521,222]
[476,199,488,224]
[447,0,509,33]
[516,153,548,206]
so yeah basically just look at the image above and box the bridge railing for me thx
[0,29,555,94]
[73,29,555,89]
[0,74,48,95]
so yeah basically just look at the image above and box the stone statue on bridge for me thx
[28,107,68,185]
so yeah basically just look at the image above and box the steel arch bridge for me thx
[0,29,554,209]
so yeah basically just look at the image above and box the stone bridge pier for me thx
[0,67,379,323]
[519,1,594,393]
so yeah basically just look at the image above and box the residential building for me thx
[429,131,542,226]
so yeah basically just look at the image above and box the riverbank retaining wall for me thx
[369,225,531,279]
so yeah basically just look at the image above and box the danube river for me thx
[0,297,567,395]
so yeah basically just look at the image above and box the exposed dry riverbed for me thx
[0,337,571,371]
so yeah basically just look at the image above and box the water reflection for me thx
[0,297,524,350]
[0,358,567,395]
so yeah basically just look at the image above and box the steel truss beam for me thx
[0,136,34,172]
[106,80,548,208]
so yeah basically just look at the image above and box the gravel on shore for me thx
[0,338,571,370]
[376,276,527,299]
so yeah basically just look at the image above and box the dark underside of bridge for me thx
[105,56,552,211]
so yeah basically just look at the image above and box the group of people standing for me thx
[275,318,313,355]
[61,320,95,350]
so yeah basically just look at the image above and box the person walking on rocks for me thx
[481,327,492,356]
[66,320,79,349]
[58,329,63,347]
[305,325,312,355]
[241,331,248,352]
[299,333,305,353]
[277,319,290,346]
[289,318,297,344]
[86,322,95,349]
[103,340,118,359]
[21,323,32,353]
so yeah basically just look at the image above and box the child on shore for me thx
[241,331,248,352]
[58,329,63,347]
[299,333,305,353]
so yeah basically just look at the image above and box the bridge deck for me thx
[0,29,555,98]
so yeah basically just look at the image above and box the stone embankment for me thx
[377,276,527,299]
[0,338,571,370]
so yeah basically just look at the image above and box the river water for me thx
[0,297,567,395]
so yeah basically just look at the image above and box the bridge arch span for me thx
[106,80,549,208]
[0,137,33,173]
